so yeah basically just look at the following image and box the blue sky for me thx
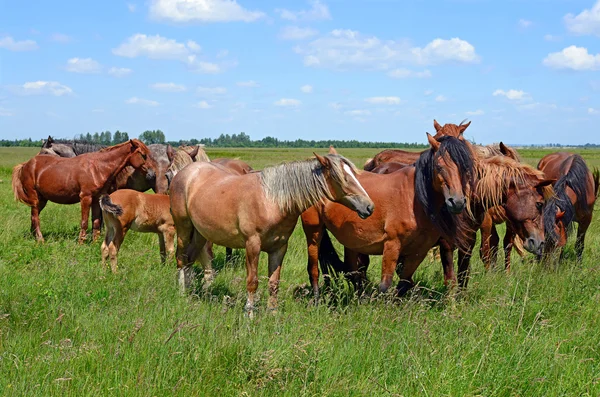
[1,0,600,145]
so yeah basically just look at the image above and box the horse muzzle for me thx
[525,237,545,256]
[445,195,466,214]
[357,203,375,219]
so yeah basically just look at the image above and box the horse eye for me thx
[536,202,543,211]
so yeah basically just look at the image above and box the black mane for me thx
[543,154,590,245]
[415,136,474,248]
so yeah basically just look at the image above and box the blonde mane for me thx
[260,154,357,214]
[475,156,553,210]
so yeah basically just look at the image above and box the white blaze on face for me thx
[343,163,370,198]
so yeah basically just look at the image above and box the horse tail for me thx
[99,194,123,217]
[593,167,600,198]
[363,158,376,171]
[318,229,348,276]
[11,163,28,205]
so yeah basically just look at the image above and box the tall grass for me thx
[1,147,600,396]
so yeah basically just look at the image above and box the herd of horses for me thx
[10,120,600,315]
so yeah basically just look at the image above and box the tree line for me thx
[2,130,600,149]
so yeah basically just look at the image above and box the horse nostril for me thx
[367,204,374,214]
[448,197,455,204]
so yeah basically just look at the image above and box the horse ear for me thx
[189,145,200,160]
[329,145,338,155]
[433,119,442,133]
[427,133,441,152]
[556,209,565,220]
[314,152,330,168]
[166,145,175,162]
[459,120,471,133]
[48,136,54,144]
[499,142,509,156]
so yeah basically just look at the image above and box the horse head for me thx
[314,153,374,219]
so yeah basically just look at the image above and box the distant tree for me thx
[139,129,165,144]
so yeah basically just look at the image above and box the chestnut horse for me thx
[302,134,475,297]
[12,139,152,243]
[40,136,171,194]
[538,152,600,262]
[99,190,175,273]
[170,153,374,315]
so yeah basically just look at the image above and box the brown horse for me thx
[538,152,600,262]
[302,134,475,297]
[363,119,472,170]
[170,153,374,315]
[12,139,152,243]
[99,190,175,273]
[40,136,171,194]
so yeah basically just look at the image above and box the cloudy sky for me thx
[1,0,600,144]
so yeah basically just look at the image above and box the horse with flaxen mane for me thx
[170,153,374,316]
[40,136,172,194]
[302,134,475,297]
[13,139,153,243]
[538,152,599,262]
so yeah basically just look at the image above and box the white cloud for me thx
[126,97,159,106]
[345,109,371,116]
[466,109,484,116]
[0,107,13,117]
[274,98,301,107]
[543,46,600,71]
[197,86,227,94]
[301,84,313,93]
[50,33,72,43]
[113,34,200,59]
[589,107,599,115]
[237,80,259,87]
[276,0,330,21]
[19,81,73,96]
[365,96,401,105]
[127,3,136,12]
[493,89,529,101]
[150,0,264,23]
[295,30,479,71]
[279,26,318,40]
[518,19,532,28]
[564,0,600,36]
[65,57,102,74]
[435,95,447,102]
[108,67,132,77]
[0,36,38,51]
[194,101,212,109]
[151,82,187,92]
[388,68,431,78]
[187,58,222,73]
[424,89,434,96]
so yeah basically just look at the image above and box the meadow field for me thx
[2,146,600,396]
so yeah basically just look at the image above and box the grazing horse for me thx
[12,139,152,243]
[302,134,475,297]
[538,152,600,262]
[170,153,374,315]
[99,190,175,273]
[40,136,171,194]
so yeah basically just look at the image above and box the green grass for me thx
[1,147,600,396]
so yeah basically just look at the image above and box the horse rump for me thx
[99,194,124,217]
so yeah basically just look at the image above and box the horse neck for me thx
[93,145,140,186]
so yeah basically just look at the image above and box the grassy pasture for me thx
[1,146,600,396]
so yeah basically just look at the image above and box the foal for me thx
[99,190,175,273]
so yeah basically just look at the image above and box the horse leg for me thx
[100,225,113,268]
[225,247,233,263]
[575,217,591,263]
[302,221,323,298]
[158,233,167,264]
[457,237,477,289]
[162,225,176,263]
[267,243,288,312]
[108,227,125,274]
[195,234,215,288]
[503,226,515,272]
[244,236,262,317]
[379,240,401,293]
[344,248,363,293]
[91,197,102,242]
[479,214,493,270]
[489,225,500,267]
[175,217,195,293]
[31,198,47,242]
[78,194,92,244]
[396,252,428,296]
[438,239,457,287]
